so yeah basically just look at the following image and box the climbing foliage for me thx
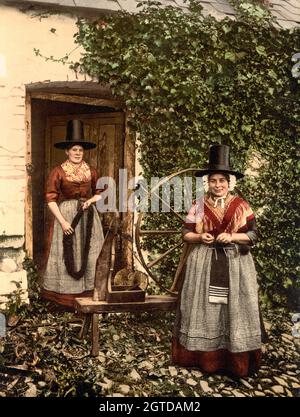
[72,0,300,306]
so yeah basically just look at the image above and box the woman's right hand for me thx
[61,221,74,235]
[200,233,214,244]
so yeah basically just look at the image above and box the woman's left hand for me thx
[82,200,92,210]
[216,232,232,244]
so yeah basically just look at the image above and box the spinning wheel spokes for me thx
[135,168,202,295]
[147,241,183,269]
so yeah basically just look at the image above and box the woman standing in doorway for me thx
[172,144,264,377]
[41,119,104,311]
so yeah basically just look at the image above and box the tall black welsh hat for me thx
[195,144,244,179]
[54,119,96,150]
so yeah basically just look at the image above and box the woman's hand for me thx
[200,233,215,244]
[216,232,232,244]
[82,199,92,210]
[61,221,74,235]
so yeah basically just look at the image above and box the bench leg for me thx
[79,314,92,339]
[91,313,99,357]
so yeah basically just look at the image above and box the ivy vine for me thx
[71,0,300,307]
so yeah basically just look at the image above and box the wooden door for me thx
[45,112,124,182]
[43,112,127,265]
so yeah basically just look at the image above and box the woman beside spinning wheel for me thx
[172,144,265,377]
[41,119,104,311]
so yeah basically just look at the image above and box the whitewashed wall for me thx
[0,4,87,306]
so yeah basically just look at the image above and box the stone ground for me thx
[0,303,299,397]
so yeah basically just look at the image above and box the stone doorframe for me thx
[24,81,135,269]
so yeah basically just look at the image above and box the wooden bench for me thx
[75,295,177,356]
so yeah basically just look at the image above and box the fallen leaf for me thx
[130,369,141,381]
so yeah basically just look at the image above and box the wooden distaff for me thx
[93,213,120,302]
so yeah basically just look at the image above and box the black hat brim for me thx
[195,169,244,179]
[54,141,96,150]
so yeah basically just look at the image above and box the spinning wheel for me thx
[135,168,202,295]
[75,168,202,356]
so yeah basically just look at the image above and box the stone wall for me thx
[0,4,89,307]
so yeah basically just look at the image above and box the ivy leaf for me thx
[256,46,267,56]
[224,51,236,62]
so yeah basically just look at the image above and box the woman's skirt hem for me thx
[41,288,93,312]
[172,338,261,378]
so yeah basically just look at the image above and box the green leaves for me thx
[224,51,236,62]
[72,1,300,307]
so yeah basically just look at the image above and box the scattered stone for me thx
[119,385,130,395]
[282,333,294,341]
[274,376,289,387]
[97,352,106,364]
[37,381,46,388]
[264,322,272,331]
[240,379,253,389]
[112,334,120,341]
[168,366,178,377]
[233,390,246,397]
[213,393,222,397]
[261,378,272,384]
[257,384,262,390]
[286,375,300,383]
[129,369,141,381]
[24,383,37,397]
[191,370,203,378]
[222,375,235,383]
[285,389,293,397]
[271,385,284,395]
[264,390,276,397]
[186,378,198,387]
[181,369,189,376]
[286,364,297,370]
[139,360,153,370]
[221,390,233,396]
[199,380,213,393]
[254,391,265,397]
[291,382,300,389]
[286,371,297,376]
[99,378,113,390]
[111,393,124,397]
